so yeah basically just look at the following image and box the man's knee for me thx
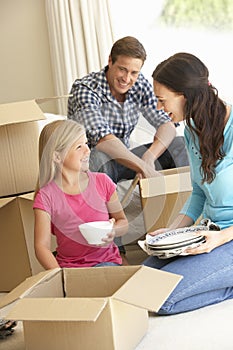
[168,136,189,167]
[89,149,118,182]
[89,149,109,171]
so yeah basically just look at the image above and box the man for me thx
[67,36,189,260]
[68,36,188,182]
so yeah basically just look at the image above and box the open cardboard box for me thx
[0,266,182,350]
[140,166,192,233]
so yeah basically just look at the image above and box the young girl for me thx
[144,52,233,314]
[33,119,128,269]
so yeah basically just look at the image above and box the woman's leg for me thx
[156,241,233,315]
[143,255,179,269]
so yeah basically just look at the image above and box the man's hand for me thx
[140,149,161,178]
[97,134,161,178]
[138,162,162,178]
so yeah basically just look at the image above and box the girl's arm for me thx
[34,208,60,269]
[107,190,129,238]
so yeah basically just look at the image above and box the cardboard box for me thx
[0,266,182,350]
[140,166,192,233]
[0,192,56,292]
[0,100,46,197]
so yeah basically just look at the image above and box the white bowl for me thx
[79,221,113,245]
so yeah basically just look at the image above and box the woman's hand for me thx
[184,229,225,255]
[147,228,169,237]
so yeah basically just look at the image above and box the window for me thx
[110,0,233,102]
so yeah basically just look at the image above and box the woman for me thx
[143,52,233,314]
[33,119,128,269]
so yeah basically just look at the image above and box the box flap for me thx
[113,266,182,312]
[0,196,16,208]
[0,193,34,208]
[35,95,71,105]
[0,268,61,309]
[63,266,137,298]
[19,192,35,201]
[0,100,46,126]
[6,298,107,321]
[140,171,192,198]
[159,166,190,176]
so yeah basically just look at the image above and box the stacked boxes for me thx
[0,100,48,291]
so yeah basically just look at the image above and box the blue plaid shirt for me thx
[68,67,171,149]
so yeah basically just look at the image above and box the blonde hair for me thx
[35,119,85,195]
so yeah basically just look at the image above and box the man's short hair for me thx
[110,36,147,64]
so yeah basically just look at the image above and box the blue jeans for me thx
[89,136,189,183]
[94,262,120,267]
[143,240,233,314]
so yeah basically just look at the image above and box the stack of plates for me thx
[138,219,220,259]
[144,226,207,259]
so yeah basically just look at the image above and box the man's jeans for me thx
[89,136,189,183]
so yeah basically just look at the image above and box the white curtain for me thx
[45,0,115,115]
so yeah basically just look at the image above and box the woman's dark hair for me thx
[152,52,226,183]
[110,36,147,64]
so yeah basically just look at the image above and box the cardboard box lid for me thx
[35,95,71,105]
[6,298,107,321]
[0,269,60,309]
[140,167,192,198]
[0,192,34,209]
[0,100,46,126]
[0,96,70,126]
[62,266,182,312]
[0,266,182,319]
[113,266,182,312]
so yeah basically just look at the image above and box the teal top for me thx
[181,106,233,229]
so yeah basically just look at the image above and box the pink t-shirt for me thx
[33,172,122,267]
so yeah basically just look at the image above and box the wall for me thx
[0,0,57,113]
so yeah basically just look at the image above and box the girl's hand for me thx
[99,218,116,246]
[101,230,115,245]
[184,230,224,255]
